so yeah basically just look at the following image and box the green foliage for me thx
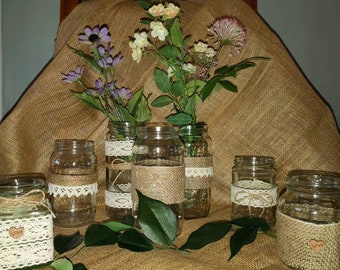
[54,231,84,255]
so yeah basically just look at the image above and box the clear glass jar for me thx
[0,173,54,269]
[131,122,185,231]
[179,122,212,219]
[48,139,97,227]
[231,155,277,225]
[277,170,340,270]
[105,121,137,220]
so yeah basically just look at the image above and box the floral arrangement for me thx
[62,24,152,123]
[129,0,266,125]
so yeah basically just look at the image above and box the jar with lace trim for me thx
[179,122,213,219]
[48,139,97,227]
[0,173,54,270]
[277,170,340,270]
[131,122,185,231]
[231,155,277,225]
[105,121,137,220]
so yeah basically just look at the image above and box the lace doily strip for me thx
[49,173,97,186]
[107,183,131,193]
[185,167,213,177]
[48,182,98,197]
[105,190,132,208]
[276,211,340,269]
[131,164,185,204]
[0,214,53,245]
[105,140,133,157]
[231,182,277,207]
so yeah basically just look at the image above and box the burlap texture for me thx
[0,0,339,269]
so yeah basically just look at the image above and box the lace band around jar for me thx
[184,156,213,189]
[105,140,134,157]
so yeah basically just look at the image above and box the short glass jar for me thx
[48,139,98,227]
[0,173,54,270]
[231,155,277,225]
[131,122,185,231]
[179,122,212,219]
[276,170,340,270]
[105,121,137,220]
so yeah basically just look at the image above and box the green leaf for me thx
[73,264,87,270]
[201,77,220,101]
[159,46,181,59]
[184,95,196,116]
[126,87,143,114]
[54,231,84,255]
[71,91,104,112]
[228,226,259,260]
[185,80,205,96]
[170,18,183,47]
[154,68,172,93]
[50,258,74,270]
[166,113,193,125]
[103,221,134,232]
[180,221,232,250]
[123,214,136,227]
[137,190,177,246]
[138,0,152,10]
[171,80,185,97]
[218,80,238,92]
[230,217,270,231]
[151,95,173,107]
[84,224,119,247]
[118,229,155,252]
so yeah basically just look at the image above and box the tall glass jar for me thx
[277,170,340,270]
[131,122,185,230]
[48,139,97,227]
[0,173,54,270]
[231,155,277,225]
[179,122,212,219]
[105,121,137,220]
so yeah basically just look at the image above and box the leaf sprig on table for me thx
[49,191,271,270]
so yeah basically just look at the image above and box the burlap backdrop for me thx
[0,1,339,269]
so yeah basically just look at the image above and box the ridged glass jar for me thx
[48,139,97,227]
[276,170,340,270]
[231,155,277,225]
[131,122,185,231]
[179,122,212,219]
[0,174,54,270]
[105,121,137,220]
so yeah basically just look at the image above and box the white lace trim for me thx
[0,215,54,269]
[231,180,277,207]
[105,140,133,157]
[105,189,132,208]
[185,167,213,177]
[48,182,98,197]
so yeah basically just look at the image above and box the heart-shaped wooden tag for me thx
[309,239,325,251]
[9,226,25,239]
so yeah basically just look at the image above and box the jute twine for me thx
[276,210,340,270]
[0,189,55,217]
[108,158,132,190]
[184,156,213,189]
[49,173,97,186]
[131,159,185,205]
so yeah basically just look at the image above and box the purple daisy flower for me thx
[112,87,132,100]
[78,25,111,45]
[62,66,84,83]
[98,53,123,68]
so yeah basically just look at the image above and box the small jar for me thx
[131,122,185,231]
[277,170,340,270]
[105,121,137,220]
[179,122,212,219]
[231,155,277,225]
[0,173,54,270]
[48,139,97,227]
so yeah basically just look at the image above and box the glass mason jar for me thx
[231,155,277,225]
[179,122,212,219]
[131,122,185,231]
[48,139,98,227]
[0,173,54,270]
[277,170,340,270]
[105,121,137,220]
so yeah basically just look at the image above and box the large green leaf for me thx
[103,221,134,232]
[228,226,259,260]
[159,46,181,59]
[154,68,172,93]
[118,229,155,252]
[151,95,173,107]
[54,231,84,255]
[84,224,119,247]
[166,113,193,125]
[50,258,73,270]
[73,264,87,270]
[218,80,238,92]
[184,95,196,116]
[171,80,185,97]
[138,0,152,10]
[180,221,232,250]
[200,77,220,101]
[137,190,177,246]
[230,217,270,231]
[170,18,183,47]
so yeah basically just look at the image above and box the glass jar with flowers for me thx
[129,1,267,218]
[62,24,152,220]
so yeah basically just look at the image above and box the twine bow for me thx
[110,158,131,192]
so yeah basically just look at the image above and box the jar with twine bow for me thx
[131,122,185,232]
[105,121,138,220]
[231,155,277,225]
[0,174,54,270]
